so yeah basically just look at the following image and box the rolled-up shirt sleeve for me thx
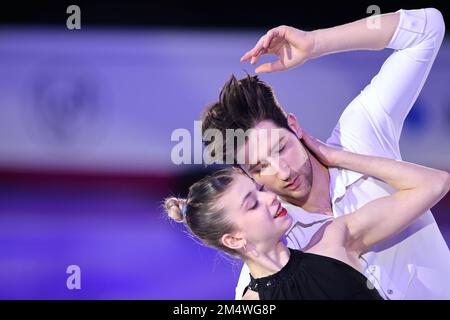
[329,8,445,158]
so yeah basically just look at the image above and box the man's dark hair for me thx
[201,74,291,163]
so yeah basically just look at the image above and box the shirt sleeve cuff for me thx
[387,9,426,50]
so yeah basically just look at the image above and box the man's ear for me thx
[221,233,245,251]
[287,113,303,139]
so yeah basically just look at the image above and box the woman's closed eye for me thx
[249,184,265,210]
[249,200,259,211]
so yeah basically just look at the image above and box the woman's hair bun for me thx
[164,197,187,223]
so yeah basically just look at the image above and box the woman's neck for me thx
[244,241,291,279]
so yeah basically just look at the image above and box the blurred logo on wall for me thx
[23,58,110,156]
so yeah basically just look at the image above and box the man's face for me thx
[236,116,313,204]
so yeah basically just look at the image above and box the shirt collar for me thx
[277,166,364,235]
[329,166,364,203]
[279,197,332,235]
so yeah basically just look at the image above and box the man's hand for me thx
[240,25,316,73]
[240,12,400,74]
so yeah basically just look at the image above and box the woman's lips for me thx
[274,207,287,219]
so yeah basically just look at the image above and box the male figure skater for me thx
[201,8,450,299]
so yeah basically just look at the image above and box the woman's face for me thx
[219,172,293,252]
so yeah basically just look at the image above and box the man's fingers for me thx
[240,50,253,62]
[250,49,267,65]
[252,36,268,56]
[240,32,271,62]
[263,29,280,49]
[263,31,273,48]
[240,25,287,64]
[255,60,285,74]
[240,26,285,63]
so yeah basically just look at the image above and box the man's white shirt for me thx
[235,8,450,300]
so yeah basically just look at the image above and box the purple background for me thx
[0,26,449,299]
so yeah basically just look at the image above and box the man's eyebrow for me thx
[240,191,252,209]
[248,162,260,172]
[247,136,285,172]
[273,136,285,151]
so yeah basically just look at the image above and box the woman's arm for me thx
[302,132,450,255]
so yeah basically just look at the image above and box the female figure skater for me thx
[165,132,450,300]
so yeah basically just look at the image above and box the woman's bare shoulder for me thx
[304,217,349,252]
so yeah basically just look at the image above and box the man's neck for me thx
[286,150,333,215]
